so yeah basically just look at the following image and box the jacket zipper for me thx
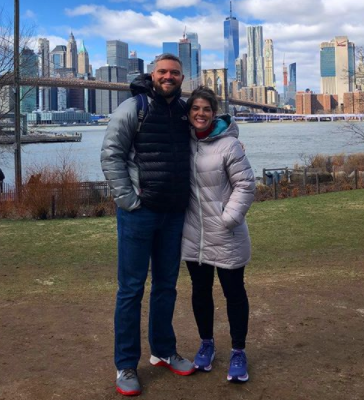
[169,105,177,198]
[194,142,204,265]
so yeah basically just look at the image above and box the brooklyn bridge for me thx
[0,74,281,113]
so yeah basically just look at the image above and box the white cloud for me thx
[322,0,364,16]
[24,10,37,20]
[43,35,67,52]
[200,52,223,70]
[65,5,99,17]
[241,0,321,24]
[109,0,147,3]
[155,0,201,9]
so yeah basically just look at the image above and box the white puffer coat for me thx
[182,115,255,269]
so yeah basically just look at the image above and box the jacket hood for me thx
[130,73,182,102]
[191,114,239,142]
[130,73,154,96]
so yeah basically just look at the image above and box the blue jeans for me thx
[115,206,185,370]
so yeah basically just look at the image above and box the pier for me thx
[235,113,364,122]
[0,131,82,144]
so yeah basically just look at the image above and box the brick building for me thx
[295,91,360,114]
[343,92,364,114]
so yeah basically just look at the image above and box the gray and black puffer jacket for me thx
[101,74,190,212]
[182,115,255,269]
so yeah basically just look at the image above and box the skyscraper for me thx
[107,40,129,69]
[224,1,239,82]
[163,34,200,90]
[95,66,128,114]
[320,36,355,105]
[50,45,75,111]
[282,59,288,103]
[162,42,179,56]
[66,32,78,72]
[247,26,264,86]
[186,32,201,89]
[128,51,144,74]
[264,39,275,87]
[179,32,192,91]
[78,41,90,75]
[286,62,297,106]
[235,54,247,86]
[50,45,67,72]
[20,48,38,113]
[38,38,50,110]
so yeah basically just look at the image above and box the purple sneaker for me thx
[227,349,249,382]
[194,339,216,371]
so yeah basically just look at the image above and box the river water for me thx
[2,121,364,186]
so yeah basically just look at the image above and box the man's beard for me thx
[154,82,181,99]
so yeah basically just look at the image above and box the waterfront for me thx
[1,121,364,186]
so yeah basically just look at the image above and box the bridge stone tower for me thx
[202,68,229,113]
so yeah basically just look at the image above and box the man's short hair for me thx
[154,53,183,69]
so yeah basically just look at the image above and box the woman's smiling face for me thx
[188,98,216,132]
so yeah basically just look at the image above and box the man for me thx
[101,54,194,396]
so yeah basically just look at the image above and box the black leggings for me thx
[186,261,249,349]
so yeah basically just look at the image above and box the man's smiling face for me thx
[151,59,184,100]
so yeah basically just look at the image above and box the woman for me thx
[182,86,255,382]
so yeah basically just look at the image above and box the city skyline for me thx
[2,0,364,93]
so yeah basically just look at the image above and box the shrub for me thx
[22,159,83,219]
[255,184,272,202]
[344,153,364,174]
[309,154,327,170]
[331,153,346,168]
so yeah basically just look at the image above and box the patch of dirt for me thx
[1,262,364,400]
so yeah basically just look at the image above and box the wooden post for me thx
[263,168,266,185]
[303,168,307,187]
[316,173,320,194]
[273,179,278,200]
[51,195,56,219]
[354,169,358,189]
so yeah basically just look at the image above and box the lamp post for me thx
[14,0,22,200]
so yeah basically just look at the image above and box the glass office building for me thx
[107,40,129,69]
[224,3,239,82]
[247,25,264,86]
[320,36,355,105]
[162,42,179,56]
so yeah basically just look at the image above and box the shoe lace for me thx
[198,341,214,357]
[122,368,137,380]
[231,350,246,367]
[172,353,184,362]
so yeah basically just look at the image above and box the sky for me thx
[3,0,364,93]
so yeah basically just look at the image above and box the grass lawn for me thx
[0,190,364,297]
[1,189,363,300]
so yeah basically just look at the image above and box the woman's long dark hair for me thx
[186,85,218,113]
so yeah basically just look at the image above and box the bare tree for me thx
[341,120,364,145]
[0,8,35,120]
[1,8,36,166]
[355,47,364,91]
[339,45,364,144]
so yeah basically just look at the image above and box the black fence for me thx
[0,181,111,201]
[0,181,113,219]
[257,168,364,201]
